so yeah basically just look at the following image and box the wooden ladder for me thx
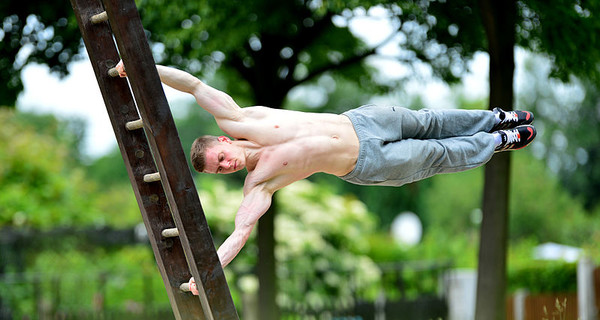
[69,0,239,319]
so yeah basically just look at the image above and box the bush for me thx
[198,178,382,313]
[508,262,577,294]
[0,109,103,228]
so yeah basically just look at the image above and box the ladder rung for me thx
[179,282,191,292]
[108,67,120,77]
[90,11,108,24]
[162,228,179,238]
[125,119,144,130]
[143,172,161,183]
[71,0,239,316]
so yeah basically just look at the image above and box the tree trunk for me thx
[257,199,279,320]
[254,85,283,320]
[475,0,516,319]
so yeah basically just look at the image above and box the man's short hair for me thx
[190,135,219,173]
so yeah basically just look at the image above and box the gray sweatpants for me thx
[340,105,496,186]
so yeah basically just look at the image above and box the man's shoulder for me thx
[240,105,273,118]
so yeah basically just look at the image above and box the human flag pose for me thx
[117,62,535,294]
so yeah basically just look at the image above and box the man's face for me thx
[203,139,245,174]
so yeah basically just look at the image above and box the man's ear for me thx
[218,136,232,143]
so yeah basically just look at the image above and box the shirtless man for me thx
[116,62,535,286]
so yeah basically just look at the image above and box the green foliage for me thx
[418,149,600,248]
[424,0,600,83]
[508,262,577,294]
[517,52,600,209]
[90,184,142,227]
[4,0,600,315]
[509,152,600,244]
[518,0,600,82]
[407,222,479,268]
[365,233,408,263]
[196,178,381,311]
[0,1,82,105]
[414,0,487,82]
[420,167,483,238]
[310,172,429,230]
[84,150,129,187]
[0,110,153,315]
[0,109,102,228]
[12,112,86,164]
[1,247,171,317]
[276,180,381,310]
[394,148,600,273]
[31,247,165,308]
[285,73,396,120]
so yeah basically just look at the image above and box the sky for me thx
[15,7,490,159]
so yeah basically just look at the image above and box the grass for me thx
[542,298,568,320]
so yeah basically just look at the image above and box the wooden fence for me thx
[506,266,600,320]
[506,293,578,320]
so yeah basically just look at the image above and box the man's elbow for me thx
[189,78,206,95]
[217,91,240,113]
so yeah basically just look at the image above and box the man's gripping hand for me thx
[115,60,127,78]
[187,277,199,296]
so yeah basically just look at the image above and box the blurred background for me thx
[1,0,599,319]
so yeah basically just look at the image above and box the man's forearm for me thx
[156,65,202,94]
[217,186,273,267]
[118,62,204,94]
[217,228,252,268]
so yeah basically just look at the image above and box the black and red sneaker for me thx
[491,107,534,131]
[495,125,537,152]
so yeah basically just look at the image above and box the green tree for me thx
[548,79,600,210]
[413,1,599,317]
[0,109,171,317]
[517,53,600,210]
[0,1,81,106]
[421,150,600,248]
[0,108,95,315]
[0,109,100,229]
[5,0,599,318]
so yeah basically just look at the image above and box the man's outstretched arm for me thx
[116,61,242,122]
[156,65,243,122]
[187,184,273,295]
[217,185,273,268]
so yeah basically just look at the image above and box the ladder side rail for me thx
[101,0,239,319]
[69,0,205,318]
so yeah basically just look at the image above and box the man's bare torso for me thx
[220,106,359,191]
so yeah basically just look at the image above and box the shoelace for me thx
[505,129,521,145]
[502,111,519,123]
